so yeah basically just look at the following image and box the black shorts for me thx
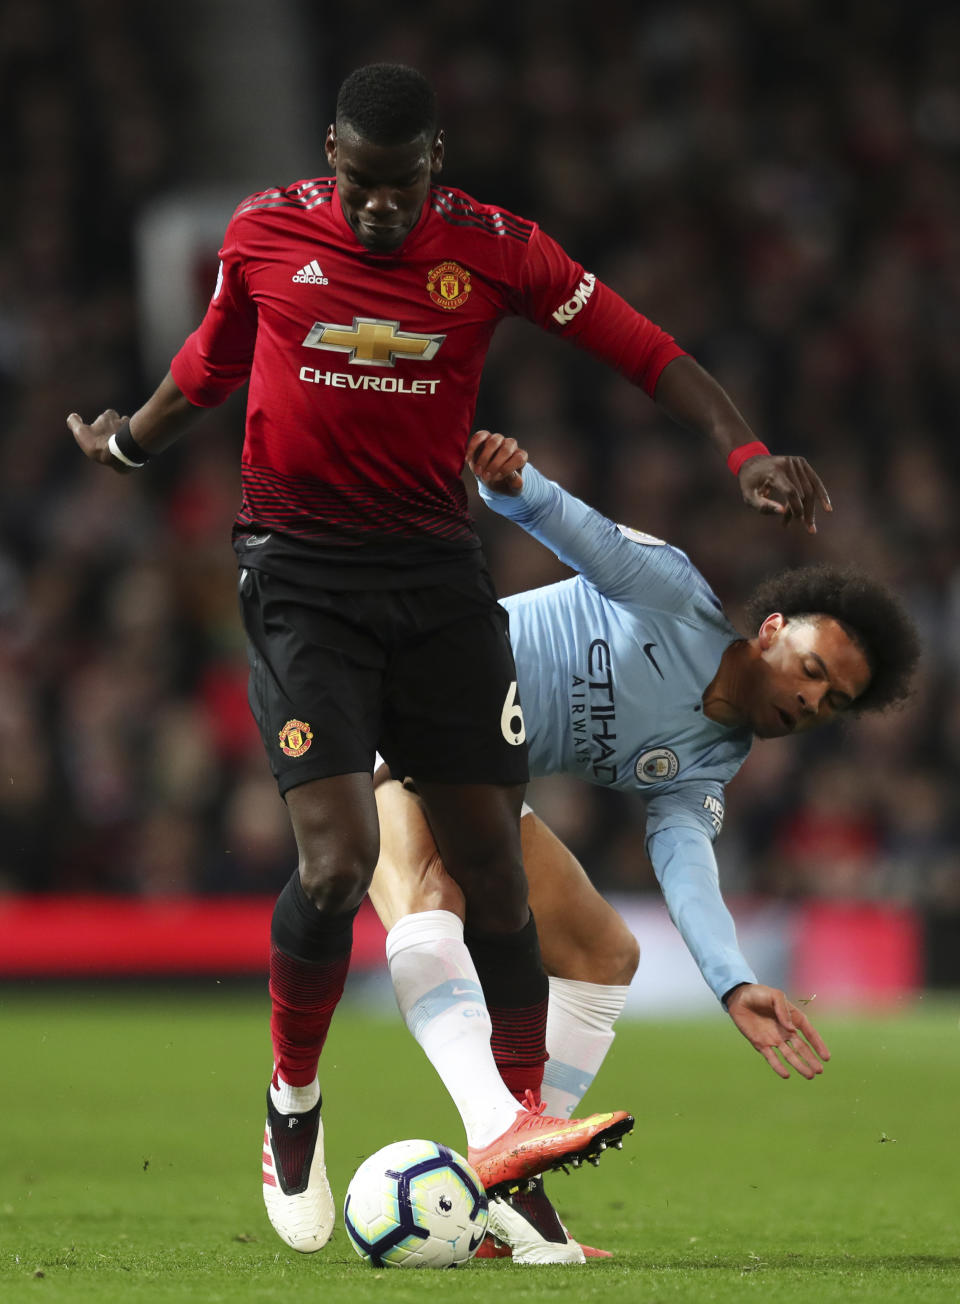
[239,565,530,795]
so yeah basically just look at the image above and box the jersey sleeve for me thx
[645,819,757,1003]
[512,227,686,396]
[169,213,258,407]
[479,465,702,609]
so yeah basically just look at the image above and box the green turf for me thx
[1,986,958,1301]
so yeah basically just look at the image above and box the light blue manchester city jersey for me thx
[481,466,758,1001]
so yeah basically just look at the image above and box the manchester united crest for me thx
[427,261,472,310]
[279,719,313,758]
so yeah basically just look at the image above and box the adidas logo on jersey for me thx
[292,259,329,285]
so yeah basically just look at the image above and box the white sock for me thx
[541,977,630,1119]
[386,910,522,1149]
[270,1073,320,1114]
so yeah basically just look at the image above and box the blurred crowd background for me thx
[1,1,958,946]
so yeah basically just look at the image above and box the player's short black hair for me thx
[335,64,438,146]
[744,564,920,715]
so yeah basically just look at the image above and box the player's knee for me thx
[610,927,641,985]
[298,852,375,914]
[463,884,529,935]
[586,919,639,985]
[553,920,639,986]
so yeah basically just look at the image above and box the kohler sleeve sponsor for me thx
[551,273,596,326]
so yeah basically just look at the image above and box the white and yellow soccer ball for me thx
[344,1139,488,1268]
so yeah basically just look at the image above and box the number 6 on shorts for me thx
[500,680,526,746]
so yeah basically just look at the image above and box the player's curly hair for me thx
[336,64,438,145]
[743,565,920,715]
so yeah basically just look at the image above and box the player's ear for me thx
[325,125,337,169]
[758,612,785,650]
[430,130,444,175]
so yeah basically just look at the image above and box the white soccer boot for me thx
[262,1088,335,1252]
[485,1178,587,1264]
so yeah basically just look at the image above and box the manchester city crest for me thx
[635,747,679,784]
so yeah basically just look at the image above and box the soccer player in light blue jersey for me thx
[371,429,919,1264]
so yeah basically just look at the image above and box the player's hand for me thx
[725,982,830,1080]
[466,429,528,496]
[66,409,134,473]
[738,454,832,534]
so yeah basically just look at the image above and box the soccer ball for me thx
[343,1139,488,1268]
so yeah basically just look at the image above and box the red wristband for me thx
[727,441,770,475]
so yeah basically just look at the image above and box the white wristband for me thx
[107,431,147,468]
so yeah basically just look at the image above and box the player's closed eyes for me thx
[805,672,850,713]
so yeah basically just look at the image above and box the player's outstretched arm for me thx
[67,371,203,473]
[723,982,831,1081]
[652,356,832,533]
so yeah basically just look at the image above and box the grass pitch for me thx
[1,984,958,1302]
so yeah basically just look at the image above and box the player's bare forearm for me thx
[653,355,755,460]
[725,982,831,1081]
[67,371,204,473]
[129,371,205,453]
[652,355,831,532]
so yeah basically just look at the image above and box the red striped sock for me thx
[269,944,351,1087]
[466,913,549,1107]
[488,997,549,1105]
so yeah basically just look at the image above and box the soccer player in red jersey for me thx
[68,64,831,1255]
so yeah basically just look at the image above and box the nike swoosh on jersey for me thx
[642,642,664,679]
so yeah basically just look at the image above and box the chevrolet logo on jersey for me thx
[302,317,445,367]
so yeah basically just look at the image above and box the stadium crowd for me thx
[1,1,958,927]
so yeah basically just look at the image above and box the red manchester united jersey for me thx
[171,177,685,573]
